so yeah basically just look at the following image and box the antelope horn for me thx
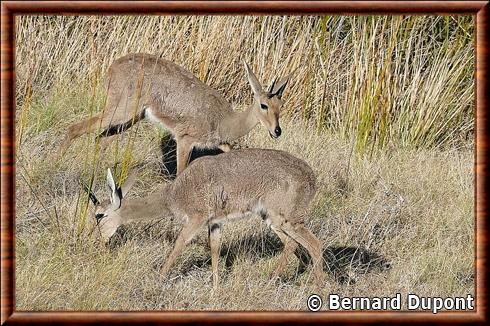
[268,77,277,93]
[80,179,100,206]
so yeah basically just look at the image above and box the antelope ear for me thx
[121,169,138,198]
[107,168,122,209]
[243,61,262,95]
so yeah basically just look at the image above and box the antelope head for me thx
[82,168,136,243]
[244,62,292,139]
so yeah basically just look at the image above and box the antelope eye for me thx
[260,103,268,110]
[95,213,106,224]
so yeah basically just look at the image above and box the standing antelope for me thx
[85,149,324,288]
[61,53,291,174]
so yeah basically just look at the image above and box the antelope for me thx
[60,53,292,174]
[84,149,324,288]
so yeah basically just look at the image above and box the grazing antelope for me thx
[84,149,324,288]
[61,53,292,174]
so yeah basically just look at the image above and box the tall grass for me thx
[15,16,474,153]
[14,16,475,310]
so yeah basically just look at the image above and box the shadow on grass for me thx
[109,226,391,285]
[180,230,391,285]
[159,135,224,179]
[106,136,391,284]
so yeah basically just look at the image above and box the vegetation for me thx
[16,16,474,152]
[15,15,474,310]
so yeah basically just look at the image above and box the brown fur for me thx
[60,53,291,174]
[95,149,323,288]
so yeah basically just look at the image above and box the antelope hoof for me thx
[159,268,170,282]
[269,268,281,280]
[268,269,283,284]
[267,275,282,287]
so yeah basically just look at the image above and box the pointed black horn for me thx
[80,180,100,206]
[268,78,277,93]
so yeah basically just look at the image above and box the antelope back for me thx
[171,148,316,219]
[104,53,231,125]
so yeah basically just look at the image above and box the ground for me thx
[15,100,474,310]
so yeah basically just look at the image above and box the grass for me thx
[15,112,474,310]
[16,15,474,151]
[14,15,474,311]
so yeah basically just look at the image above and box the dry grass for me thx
[16,115,474,310]
[14,15,474,311]
[16,15,474,151]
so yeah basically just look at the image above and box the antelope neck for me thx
[220,103,259,141]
